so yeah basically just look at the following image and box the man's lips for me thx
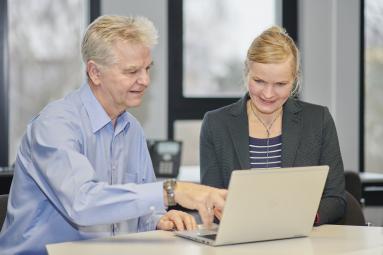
[130,90,145,94]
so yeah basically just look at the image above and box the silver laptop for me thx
[175,165,329,246]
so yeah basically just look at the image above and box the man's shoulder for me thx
[44,99,79,117]
[34,90,82,124]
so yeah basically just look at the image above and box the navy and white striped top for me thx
[249,135,282,168]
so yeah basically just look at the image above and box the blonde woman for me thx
[200,26,345,225]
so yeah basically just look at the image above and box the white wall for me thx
[101,0,361,170]
[299,0,360,171]
[101,0,168,140]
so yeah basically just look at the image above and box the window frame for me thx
[0,0,9,167]
[360,0,364,172]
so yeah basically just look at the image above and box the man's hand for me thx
[173,182,227,227]
[213,207,223,220]
[156,210,197,231]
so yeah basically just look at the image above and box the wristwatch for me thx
[163,179,177,206]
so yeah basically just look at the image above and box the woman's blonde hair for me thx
[245,26,301,96]
[81,15,158,66]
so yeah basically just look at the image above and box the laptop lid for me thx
[176,165,329,246]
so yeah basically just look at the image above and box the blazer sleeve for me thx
[200,113,225,188]
[317,107,346,224]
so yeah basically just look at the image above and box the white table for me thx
[47,225,383,255]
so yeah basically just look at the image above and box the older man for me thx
[0,15,226,255]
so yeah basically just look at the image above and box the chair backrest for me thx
[0,194,8,228]
[336,191,366,226]
[344,171,363,204]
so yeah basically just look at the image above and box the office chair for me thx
[344,171,363,205]
[0,194,8,228]
[336,191,366,226]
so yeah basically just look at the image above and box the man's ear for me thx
[87,60,102,86]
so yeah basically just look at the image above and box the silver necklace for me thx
[249,102,282,168]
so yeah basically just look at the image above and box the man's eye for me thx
[124,70,137,75]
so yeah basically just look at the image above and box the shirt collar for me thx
[115,111,130,136]
[80,83,130,133]
[80,83,110,133]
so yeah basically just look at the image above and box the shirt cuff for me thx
[132,181,165,214]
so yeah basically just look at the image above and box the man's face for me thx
[94,41,153,115]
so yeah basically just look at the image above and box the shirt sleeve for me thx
[27,110,165,227]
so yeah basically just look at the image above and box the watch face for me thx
[165,179,176,190]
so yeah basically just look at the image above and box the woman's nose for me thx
[262,84,274,98]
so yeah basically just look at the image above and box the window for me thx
[168,0,298,138]
[0,0,100,166]
[364,0,383,173]
[183,0,280,98]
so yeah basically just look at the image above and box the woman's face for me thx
[247,58,295,116]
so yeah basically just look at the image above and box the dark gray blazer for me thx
[200,93,346,224]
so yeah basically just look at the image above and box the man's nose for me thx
[138,70,150,86]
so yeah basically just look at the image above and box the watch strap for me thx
[163,179,177,206]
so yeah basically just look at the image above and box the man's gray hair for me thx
[81,15,158,66]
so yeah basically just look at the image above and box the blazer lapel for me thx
[282,98,303,167]
[228,94,250,170]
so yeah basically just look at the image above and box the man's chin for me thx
[126,99,143,108]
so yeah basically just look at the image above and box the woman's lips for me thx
[259,98,275,104]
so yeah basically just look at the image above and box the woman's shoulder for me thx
[201,99,247,136]
[285,98,333,126]
[286,98,329,114]
[204,96,246,120]
[205,103,235,117]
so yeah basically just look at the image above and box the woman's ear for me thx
[87,60,102,86]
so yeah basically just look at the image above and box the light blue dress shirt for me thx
[0,84,165,255]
